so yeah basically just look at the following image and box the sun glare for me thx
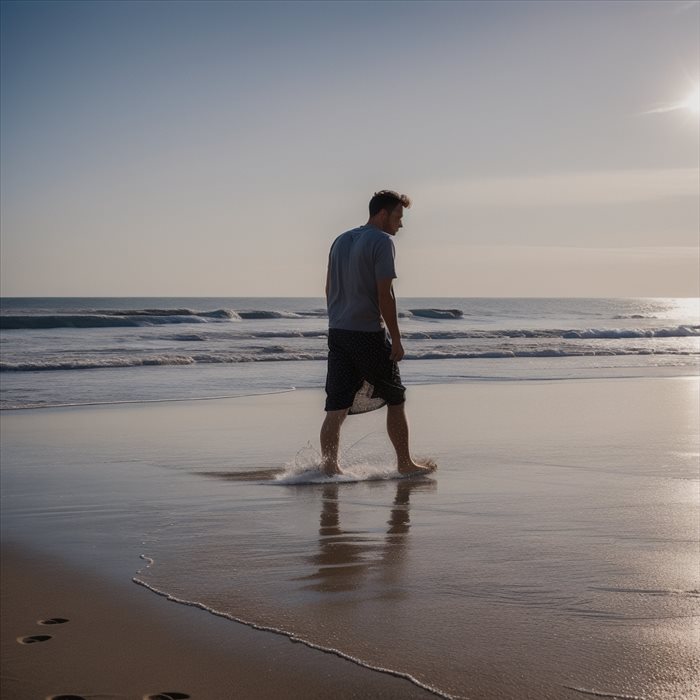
[681,85,700,114]
[644,83,700,117]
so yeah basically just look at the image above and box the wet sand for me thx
[1,378,698,699]
[1,544,437,700]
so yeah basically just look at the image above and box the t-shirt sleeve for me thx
[374,237,397,280]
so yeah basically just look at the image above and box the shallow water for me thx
[2,379,697,699]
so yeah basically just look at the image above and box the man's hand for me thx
[377,277,403,362]
[390,339,405,362]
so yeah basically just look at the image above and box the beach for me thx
[2,0,699,692]
[2,544,436,700]
[2,378,698,699]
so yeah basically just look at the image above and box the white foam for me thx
[271,442,407,484]
[273,463,402,485]
[132,554,455,699]
[409,308,464,319]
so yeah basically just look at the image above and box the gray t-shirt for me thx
[326,224,397,332]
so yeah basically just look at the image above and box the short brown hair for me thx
[369,190,411,217]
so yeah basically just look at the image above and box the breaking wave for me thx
[2,344,696,372]
[166,326,699,342]
[561,326,699,339]
[0,353,324,371]
[0,308,333,329]
[409,308,464,319]
[0,310,239,330]
[94,308,236,318]
[237,310,302,319]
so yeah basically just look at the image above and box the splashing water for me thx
[273,436,418,484]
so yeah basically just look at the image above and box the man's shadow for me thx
[300,478,436,594]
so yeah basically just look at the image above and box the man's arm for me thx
[377,277,404,362]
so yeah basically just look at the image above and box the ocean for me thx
[1,297,698,409]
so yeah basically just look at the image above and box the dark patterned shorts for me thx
[324,328,406,414]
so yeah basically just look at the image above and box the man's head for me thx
[367,190,411,236]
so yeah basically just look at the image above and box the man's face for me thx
[385,205,404,236]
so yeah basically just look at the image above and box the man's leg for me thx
[386,403,436,475]
[320,408,349,476]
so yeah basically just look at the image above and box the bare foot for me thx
[321,463,343,477]
[397,458,437,477]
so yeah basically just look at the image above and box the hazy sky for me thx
[1,0,698,297]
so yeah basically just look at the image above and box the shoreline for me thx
[2,377,697,699]
[1,542,439,700]
[1,364,697,414]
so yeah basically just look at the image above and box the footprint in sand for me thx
[39,617,69,625]
[144,694,190,700]
[17,634,52,644]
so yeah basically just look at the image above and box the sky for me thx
[1,0,698,298]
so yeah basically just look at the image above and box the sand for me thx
[1,543,436,700]
[2,378,698,699]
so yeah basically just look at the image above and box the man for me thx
[320,190,437,477]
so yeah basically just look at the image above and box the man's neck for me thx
[366,217,388,234]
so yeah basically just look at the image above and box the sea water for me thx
[1,297,698,409]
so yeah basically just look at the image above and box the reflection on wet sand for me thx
[301,479,437,594]
[199,467,286,481]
